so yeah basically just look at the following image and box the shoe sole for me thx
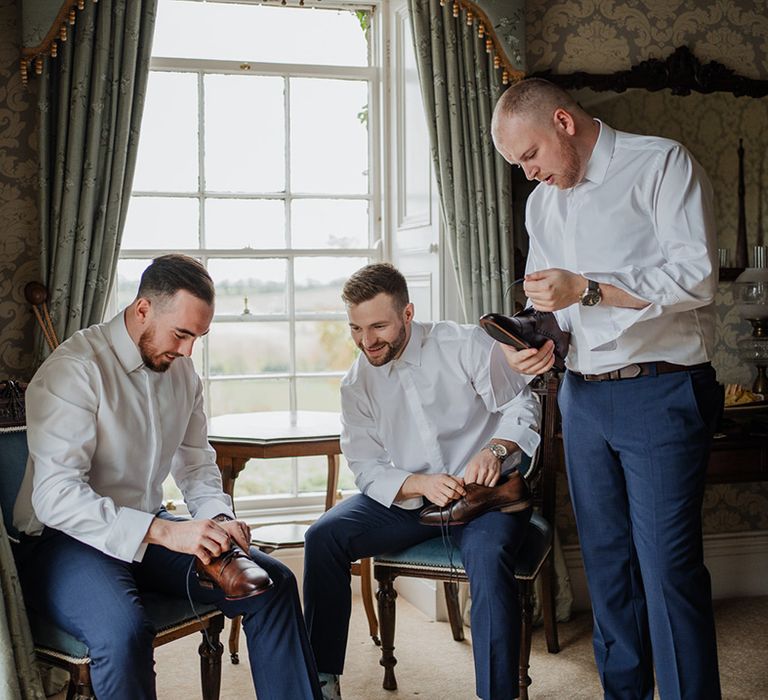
[224,580,274,601]
[479,318,532,352]
[420,499,533,526]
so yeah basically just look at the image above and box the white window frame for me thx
[119,0,389,519]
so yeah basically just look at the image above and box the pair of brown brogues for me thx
[419,469,532,526]
[195,544,273,600]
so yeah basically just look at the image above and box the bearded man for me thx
[13,254,321,700]
[303,262,540,700]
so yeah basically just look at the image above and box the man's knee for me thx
[304,512,342,557]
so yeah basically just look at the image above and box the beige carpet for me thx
[148,595,768,699]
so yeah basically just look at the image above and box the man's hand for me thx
[398,473,466,507]
[144,517,251,565]
[499,341,555,375]
[464,448,504,487]
[524,269,585,311]
[218,519,251,553]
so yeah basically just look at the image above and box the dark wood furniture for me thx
[372,374,561,700]
[709,410,768,483]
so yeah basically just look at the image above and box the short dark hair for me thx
[137,254,215,307]
[342,263,409,311]
[492,78,581,134]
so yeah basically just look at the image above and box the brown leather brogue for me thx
[418,470,532,526]
[195,545,273,600]
[479,309,571,371]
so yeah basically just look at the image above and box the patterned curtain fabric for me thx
[37,0,157,344]
[407,0,514,322]
[0,516,45,700]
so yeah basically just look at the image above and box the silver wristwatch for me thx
[484,442,508,461]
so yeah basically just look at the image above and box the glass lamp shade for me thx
[737,335,768,364]
[733,267,768,321]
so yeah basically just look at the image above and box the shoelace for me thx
[185,558,218,653]
[438,502,461,585]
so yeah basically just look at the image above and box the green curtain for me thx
[37,0,157,345]
[407,0,514,322]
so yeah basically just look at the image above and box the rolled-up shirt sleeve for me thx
[340,382,413,508]
[171,376,234,521]
[26,359,155,563]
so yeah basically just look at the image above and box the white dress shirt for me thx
[340,321,539,509]
[525,121,717,374]
[13,312,234,563]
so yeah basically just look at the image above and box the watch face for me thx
[581,291,601,307]
[489,443,508,459]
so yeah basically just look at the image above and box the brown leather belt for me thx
[571,361,711,382]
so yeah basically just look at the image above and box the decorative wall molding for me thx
[532,45,768,98]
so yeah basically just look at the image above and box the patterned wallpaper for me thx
[526,0,768,80]
[0,0,40,382]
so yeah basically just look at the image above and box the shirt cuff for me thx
[494,426,541,458]
[194,499,236,522]
[105,508,156,563]
[367,469,417,509]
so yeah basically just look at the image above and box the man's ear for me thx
[553,107,576,135]
[133,297,152,325]
[403,302,415,324]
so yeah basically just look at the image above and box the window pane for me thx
[292,199,369,249]
[209,379,290,417]
[205,199,285,249]
[209,322,290,375]
[208,258,287,315]
[298,455,355,494]
[153,1,368,67]
[296,323,355,372]
[134,71,198,192]
[123,197,199,250]
[114,259,150,310]
[291,79,369,194]
[232,458,293,497]
[205,75,284,193]
[294,256,368,313]
[296,376,343,412]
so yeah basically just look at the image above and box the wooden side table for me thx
[208,411,379,660]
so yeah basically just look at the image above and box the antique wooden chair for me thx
[0,380,225,700]
[372,374,561,700]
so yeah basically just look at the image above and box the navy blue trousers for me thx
[559,365,722,700]
[14,524,321,700]
[303,492,531,700]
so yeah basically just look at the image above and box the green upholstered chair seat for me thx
[28,594,221,662]
[374,511,552,581]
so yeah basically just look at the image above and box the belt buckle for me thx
[618,364,643,380]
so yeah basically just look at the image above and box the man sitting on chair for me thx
[13,254,321,700]
[304,262,540,700]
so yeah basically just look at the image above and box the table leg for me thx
[325,454,340,512]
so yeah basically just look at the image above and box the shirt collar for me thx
[107,311,144,374]
[384,320,424,376]
[582,119,615,186]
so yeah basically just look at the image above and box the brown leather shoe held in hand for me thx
[418,470,532,526]
[479,309,571,372]
[195,544,273,600]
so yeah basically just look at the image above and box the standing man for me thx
[303,262,540,700]
[491,78,721,699]
[13,254,321,700]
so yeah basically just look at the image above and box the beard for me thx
[139,327,177,373]
[555,128,582,189]
[358,323,407,367]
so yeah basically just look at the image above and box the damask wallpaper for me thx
[0,0,40,382]
[526,0,768,79]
